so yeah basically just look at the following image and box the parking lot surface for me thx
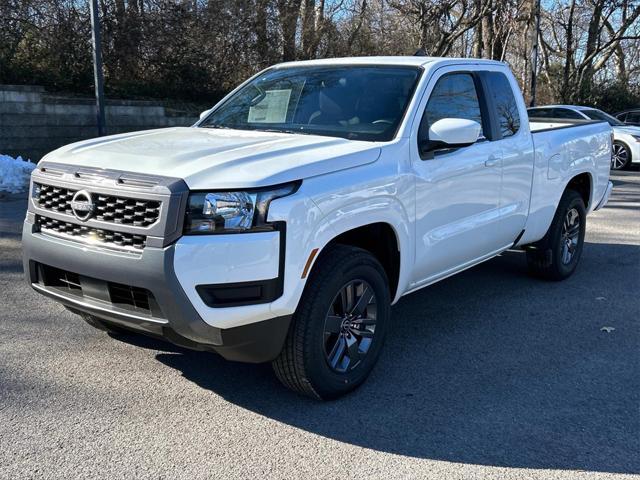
[1,171,638,479]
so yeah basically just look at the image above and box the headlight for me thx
[184,182,299,234]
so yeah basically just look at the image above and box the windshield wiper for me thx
[200,124,232,130]
[254,127,311,135]
[201,124,312,136]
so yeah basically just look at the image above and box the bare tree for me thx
[389,0,493,56]
[1,0,638,111]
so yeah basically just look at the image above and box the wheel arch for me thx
[521,169,594,245]
[565,171,592,210]
[301,204,413,305]
[321,222,402,301]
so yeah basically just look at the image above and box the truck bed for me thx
[519,118,612,245]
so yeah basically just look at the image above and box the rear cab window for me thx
[484,72,520,137]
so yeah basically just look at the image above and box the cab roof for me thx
[274,56,505,69]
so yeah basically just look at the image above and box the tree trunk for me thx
[561,0,576,102]
[301,0,316,59]
[278,0,302,61]
[482,4,493,59]
[472,0,484,57]
[577,0,604,101]
[255,0,271,65]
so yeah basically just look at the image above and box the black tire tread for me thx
[526,189,585,280]
[272,244,387,399]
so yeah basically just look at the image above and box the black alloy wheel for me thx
[323,279,378,373]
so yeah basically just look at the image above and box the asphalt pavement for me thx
[1,171,638,479]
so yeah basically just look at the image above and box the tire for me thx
[611,141,631,170]
[526,189,586,281]
[273,244,391,400]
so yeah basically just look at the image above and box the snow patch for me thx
[0,155,36,193]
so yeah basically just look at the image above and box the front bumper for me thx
[22,218,291,363]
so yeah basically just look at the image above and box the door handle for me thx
[484,157,501,167]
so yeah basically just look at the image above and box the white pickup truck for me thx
[23,57,613,399]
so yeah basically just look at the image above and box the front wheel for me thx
[526,189,586,280]
[273,245,391,400]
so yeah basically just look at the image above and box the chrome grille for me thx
[34,183,161,227]
[29,162,189,249]
[36,216,146,250]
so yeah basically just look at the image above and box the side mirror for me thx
[199,108,213,120]
[425,118,482,152]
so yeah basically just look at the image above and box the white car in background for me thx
[528,105,640,170]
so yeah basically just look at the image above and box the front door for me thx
[410,70,506,287]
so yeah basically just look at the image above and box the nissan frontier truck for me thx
[23,57,613,399]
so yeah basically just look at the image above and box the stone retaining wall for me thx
[0,85,198,161]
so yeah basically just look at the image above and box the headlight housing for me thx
[184,182,300,234]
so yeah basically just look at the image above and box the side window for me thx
[528,108,553,119]
[485,72,520,137]
[420,73,484,138]
[553,108,583,120]
[627,112,640,124]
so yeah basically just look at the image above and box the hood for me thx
[614,125,640,136]
[44,127,381,189]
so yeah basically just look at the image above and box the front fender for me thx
[309,196,413,305]
[267,169,414,314]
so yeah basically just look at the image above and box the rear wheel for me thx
[273,245,391,400]
[611,141,631,170]
[526,189,586,280]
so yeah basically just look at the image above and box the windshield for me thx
[582,109,624,126]
[199,66,422,141]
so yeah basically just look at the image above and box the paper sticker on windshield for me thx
[248,89,291,123]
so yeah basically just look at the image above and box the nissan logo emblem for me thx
[70,190,96,221]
